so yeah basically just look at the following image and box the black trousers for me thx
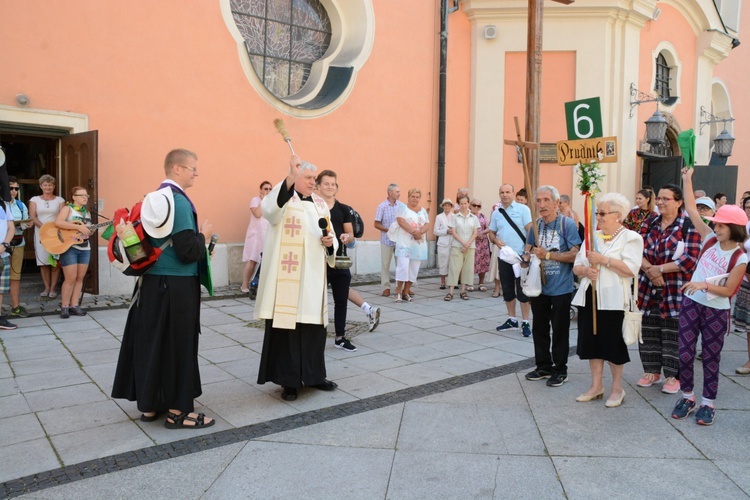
[530,292,572,375]
[327,267,352,338]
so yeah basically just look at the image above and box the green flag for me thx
[677,129,696,168]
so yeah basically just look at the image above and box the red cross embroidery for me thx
[284,216,302,237]
[281,251,299,273]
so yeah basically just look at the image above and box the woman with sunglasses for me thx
[54,186,92,318]
[7,177,30,318]
[572,193,644,407]
[240,181,272,298]
[470,199,490,292]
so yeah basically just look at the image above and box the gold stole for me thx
[271,193,330,329]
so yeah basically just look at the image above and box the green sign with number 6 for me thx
[565,97,602,140]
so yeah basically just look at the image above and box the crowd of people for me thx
[9,150,749,430]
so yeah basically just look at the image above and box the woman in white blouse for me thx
[572,193,644,408]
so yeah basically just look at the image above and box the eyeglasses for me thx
[595,211,619,217]
[177,164,198,174]
[74,193,90,198]
[9,187,19,191]
[471,204,481,208]
[655,197,675,203]
[697,205,712,211]
[262,187,272,191]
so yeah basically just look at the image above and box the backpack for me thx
[348,205,365,238]
[105,201,171,276]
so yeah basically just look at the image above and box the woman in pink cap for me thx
[671,168,749,426]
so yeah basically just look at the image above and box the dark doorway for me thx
[639,153,683,191]
[0,130,100,295]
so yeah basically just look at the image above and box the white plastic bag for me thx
[521,254,542,297]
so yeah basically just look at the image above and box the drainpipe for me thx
[437,0,459,206]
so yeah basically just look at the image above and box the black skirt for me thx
[257,320,328,388]
[111,274,202,413]
[576,287,630,365]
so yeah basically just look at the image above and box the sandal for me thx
[478,285,487,292]
[140,411,160,422]
[395,293,403,303]
[164,411,215,429]
[492,290,501,298]
[466,286,474,292]
[460,292,469,300]
[444,293,453,301]
[240,287,250,294]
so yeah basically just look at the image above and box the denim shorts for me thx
[59,247,91,267]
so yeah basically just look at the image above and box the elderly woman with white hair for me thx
[572,193,644,408]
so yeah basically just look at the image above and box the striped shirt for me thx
[375,199,401,247]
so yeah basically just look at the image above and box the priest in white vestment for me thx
[256,155,338,401]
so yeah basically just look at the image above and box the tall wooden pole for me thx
[524,0,574,201]
[525,0,542,195]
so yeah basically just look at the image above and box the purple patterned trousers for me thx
[678,297,728,400]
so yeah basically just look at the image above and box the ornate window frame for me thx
[222,0,375,117]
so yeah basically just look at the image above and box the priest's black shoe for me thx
[281,387,298,401]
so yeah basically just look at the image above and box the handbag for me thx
[521,254,542,297]
[10,234,23,246]
[622,281,642,345]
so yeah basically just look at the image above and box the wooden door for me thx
[60,131,99,294]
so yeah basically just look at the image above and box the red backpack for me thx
[105,201,171,276]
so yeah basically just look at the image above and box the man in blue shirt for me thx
[489,184,533,337]
[523,186,581,388]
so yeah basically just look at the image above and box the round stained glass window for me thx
[231,0,332,99]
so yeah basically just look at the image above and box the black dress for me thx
[576,288,630,365]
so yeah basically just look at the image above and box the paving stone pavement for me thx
[1,275,749,499]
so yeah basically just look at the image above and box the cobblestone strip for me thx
[1,347,560,498]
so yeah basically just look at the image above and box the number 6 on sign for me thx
[565,97,603,140]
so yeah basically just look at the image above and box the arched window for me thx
[231,0,332,99]
[654,52,671,98]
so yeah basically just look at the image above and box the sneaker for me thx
[496,318,519,332]
[335,337,357,352]
[367,307,381,332]
[0,317,18,330]
[662,377,680,394]
[671,397,696,420]
[521,321,531,338]
[69,306,87,316]
[546,374,569,387]
[525,369,552,381]
[636,373,662,387]
[695,405,716,426]
[10,306,29,318]
[60,307,70,319]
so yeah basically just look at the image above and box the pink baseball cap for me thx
[705,204,749,226]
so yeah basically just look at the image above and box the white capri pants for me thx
[396,256,421,283]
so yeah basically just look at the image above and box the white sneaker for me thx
[368,307,381,332]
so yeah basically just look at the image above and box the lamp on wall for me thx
[629,83,678,145]
[700,106,735,158]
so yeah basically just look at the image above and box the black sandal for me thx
[164,411,215,429]
[140,411,160,422]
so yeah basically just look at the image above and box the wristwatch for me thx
[545,252,551,261]
[659,266,664,273]
[606,258,611,269]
